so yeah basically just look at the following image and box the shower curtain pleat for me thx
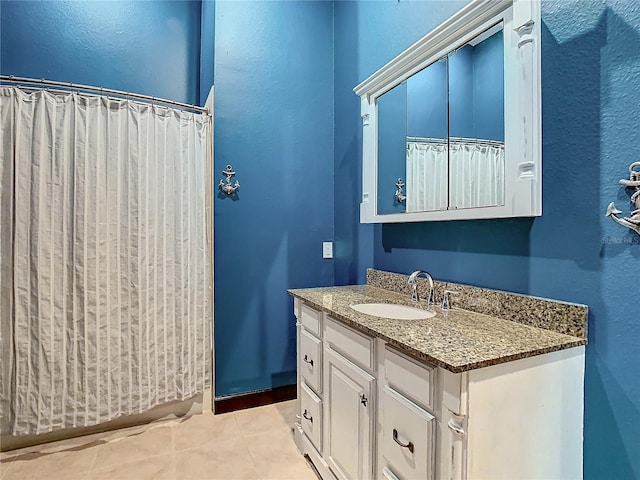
[0,86,211,436]
[0,88,15,436]
[449,141,505,209]
[406,141,448,212]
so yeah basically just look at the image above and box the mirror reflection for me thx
[377,81,407,214]
[406,59,448,212]
[449,26,504,209]
[377,23,505,215]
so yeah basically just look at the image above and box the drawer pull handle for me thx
[392,428,414,453]
[303,355,314,367]
[303,409,313,423]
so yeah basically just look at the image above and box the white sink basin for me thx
[350,303,435,320]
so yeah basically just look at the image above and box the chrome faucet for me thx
[407,270,435,307]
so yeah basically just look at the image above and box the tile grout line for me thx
[235,410,259,470]
[91,451,173,476]
[0,460,13,479]
[171,421,177,479]
[87,436,101,472]
[86,452,98,474]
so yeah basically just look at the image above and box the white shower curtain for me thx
[406,141,448,212]
[405,138,504,212]
[449,141,504,209]
[0,86,211,435]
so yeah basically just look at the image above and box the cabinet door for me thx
[325,347,375,480]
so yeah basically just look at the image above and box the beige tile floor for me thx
[0,400,318,480]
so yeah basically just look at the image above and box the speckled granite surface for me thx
[367,269,588,339]
[287,284,586,373]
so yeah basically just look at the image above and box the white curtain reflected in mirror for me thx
[405,139,448,213]
[448,25,504,210]
[449,139,504,209]
[406,137,504,212]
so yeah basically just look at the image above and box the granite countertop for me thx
[288,285,586,373]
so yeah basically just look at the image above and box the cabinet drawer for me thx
[301,382,323,454]
[384,345,434,411]
[300,304,322,337]
[300,328,322,394]
[381,386,435,480]
[325,316,373,371]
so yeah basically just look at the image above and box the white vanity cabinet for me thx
[292,300,585,480]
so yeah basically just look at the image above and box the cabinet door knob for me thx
[392,428,415,453]
[303,355,314,367]
[360,394,368,407]
[303,409,313,423]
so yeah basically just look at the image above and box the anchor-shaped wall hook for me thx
[605,161,640,235]
[395,178,406,203]
[219,164,240,195]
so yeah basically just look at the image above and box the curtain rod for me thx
[0,75,210,115]
[407,136,504,147]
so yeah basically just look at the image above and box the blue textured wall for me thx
[406,60,448,139]
[335,1,640,478]
[449,46,475,139]
[377,82,407,214]
[405,34,502,142]
[472,30,504,141]
[200,0,215,103]
[449,36,504,142]
[0,0,202,105]
[213,0,334,396]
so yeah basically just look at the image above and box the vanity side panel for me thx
[466,346,585,479]
[294,299,303,451]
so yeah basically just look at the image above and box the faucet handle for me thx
[441,290,459,310]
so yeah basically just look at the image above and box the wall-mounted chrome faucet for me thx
[407,270,435,307]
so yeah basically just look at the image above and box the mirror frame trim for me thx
[354,0,541,223]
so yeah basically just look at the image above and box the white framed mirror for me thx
[354,0,541,223]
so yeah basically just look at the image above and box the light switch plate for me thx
[322,241,333,259]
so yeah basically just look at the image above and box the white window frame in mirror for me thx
[354,0,541,223]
